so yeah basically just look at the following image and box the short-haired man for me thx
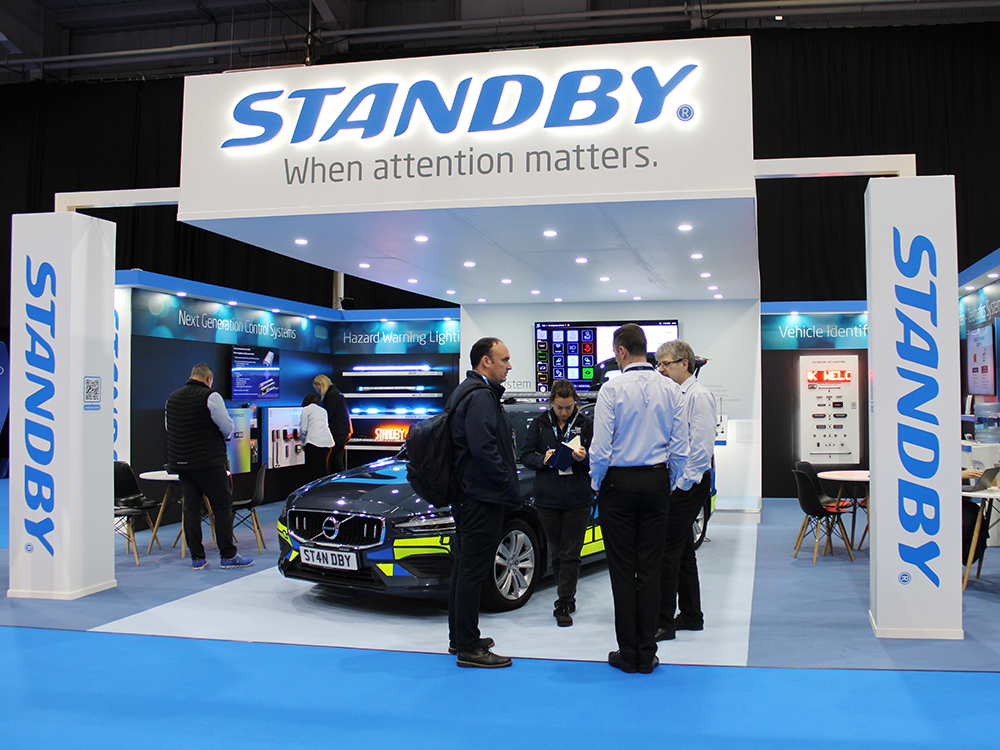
[590,324,688,674]
[165,363,252,570]
[447,337,520,668]
[655,340,715,640]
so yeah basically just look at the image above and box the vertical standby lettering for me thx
[893,229,941,586]
[23,255,57,555]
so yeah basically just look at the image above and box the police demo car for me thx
[277,394,713,610]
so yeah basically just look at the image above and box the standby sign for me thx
[179,37,754,220]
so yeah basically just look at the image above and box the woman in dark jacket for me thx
[520,380,594,627]
[313,374,353,473]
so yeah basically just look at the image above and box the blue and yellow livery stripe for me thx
[581,523,604,556]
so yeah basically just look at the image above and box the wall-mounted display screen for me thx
[534,320,679,391]
[967,322,996,396]
[232,344,280,400]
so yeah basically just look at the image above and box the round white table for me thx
[139,470,217,558]
[817,470,870,549]
[961,487,1000,590]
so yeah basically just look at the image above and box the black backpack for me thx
[405,380,488,506]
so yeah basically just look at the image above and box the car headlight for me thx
[394,513,456,535]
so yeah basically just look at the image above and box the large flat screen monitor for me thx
[231,344,280,400]
[534,319,679,392]
[967,322,996,396]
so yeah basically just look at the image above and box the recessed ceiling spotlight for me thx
[990,273,999,279]
[700,272,711,278]
[690,253,703,259]
[600,276,610,282]
[408,278,418,283]
[708,285,718,291]
[446,290,456,295]
[501,278,512,284]
[308,314,317,320]
[775,14,783,20]
[543,230,558,237]
[554,298,563,302]
[271,308,280,313]
[966,285,976,290]
[531,290,540,295]
[633,296,642,301]
[575,257,588,264]
[414,235,428,242]
[227,300,237,306]
[678,224,693,231]
[618,289,627,293]
[294,238,308,245]
[359,262,371,269]
[478,298,486,303]
[714,294,724,299]
[464,261,476,267]
[176,292,187,297]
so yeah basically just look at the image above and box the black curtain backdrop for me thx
[4,23,999,479]
[3,23,1000,316]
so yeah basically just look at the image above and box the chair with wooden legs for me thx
[792,470,855,564]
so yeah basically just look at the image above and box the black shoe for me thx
[554,604,573,627]
[655,627,676,642]
[674,615,704,631]
[448,637,495,655]
[607,650,638,674]
[638,656,660,674]
[456,646,512,668]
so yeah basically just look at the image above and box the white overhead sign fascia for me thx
[178,36,754,222]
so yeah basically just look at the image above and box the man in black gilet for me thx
[165,363,252,570]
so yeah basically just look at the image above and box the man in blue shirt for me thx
[590,324,688,674]
[655,340,716,640]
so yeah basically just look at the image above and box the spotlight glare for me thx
[575,257,588,264]
[690,253,703,259]
[678,224,693,231]
[359,262,371,269]
[294,238,308,245]
[700,272,711,278]
[463,261,476,267]
[543,230,558,237]
[414,235,428,242]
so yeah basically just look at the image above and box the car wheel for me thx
[692,497,710,550]
[482,518,540,611]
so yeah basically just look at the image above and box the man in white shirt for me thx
[590,324,688,674]
[655,340,716,639]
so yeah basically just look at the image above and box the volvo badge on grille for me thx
[322,515,342,539]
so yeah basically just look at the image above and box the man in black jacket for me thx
[165,363,252,571]
[448,338,520,668]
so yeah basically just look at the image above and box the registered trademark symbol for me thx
[24,542,34,554]
[898,572,911,584]
[677,104,694,121]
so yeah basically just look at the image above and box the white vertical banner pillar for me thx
[866,176,962,639]
[8,212,117,599]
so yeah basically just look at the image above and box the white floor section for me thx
[92,522,756,666]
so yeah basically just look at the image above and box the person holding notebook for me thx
[520,380,593,627]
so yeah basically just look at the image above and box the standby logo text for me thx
[220,64,698,149]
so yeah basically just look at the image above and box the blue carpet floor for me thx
[7,480,1000,747]
[3,625,1000,750]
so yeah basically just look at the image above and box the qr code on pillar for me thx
[84,377,101,403]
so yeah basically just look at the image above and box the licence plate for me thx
[300,547,358,570]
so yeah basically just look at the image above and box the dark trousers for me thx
[329,434,350,473]
[304,443,331,481]
[598,465,671,668]
[537,505,591,607]
[448,494,505,653]
[660,470,710,628]
[177,466,237,560]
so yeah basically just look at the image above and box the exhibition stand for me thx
[8,35,967,641]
